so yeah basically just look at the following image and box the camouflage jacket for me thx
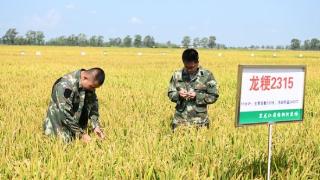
[43,69,100,140]
[168,67,219,125]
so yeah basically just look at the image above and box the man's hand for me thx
[187,91,196,99]
[94,127,105,140]
[81,133,91,143]
[178,89,188,99]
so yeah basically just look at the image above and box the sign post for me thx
[235,65,306,179]
[267,123,272,180]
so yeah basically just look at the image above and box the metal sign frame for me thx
[235,65,307,127]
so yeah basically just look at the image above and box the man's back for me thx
[43,69,101,142]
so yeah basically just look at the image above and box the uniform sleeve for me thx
[55,83,85,136]
[89,92,100,129]
[168,74,179,102]
[196,72,219,105]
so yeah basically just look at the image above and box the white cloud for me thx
[270,28,278,33]
[129,17,143,24]
[188,26,197,31]
[65,3,75,9]
[88,10,97,15]
[28,9,61,29]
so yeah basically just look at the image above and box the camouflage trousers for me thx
[43,106,89,143]
[172,104,209,130]
[43,118,75,142]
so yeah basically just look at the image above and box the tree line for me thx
[1,28,319,50]
[290,38,320,50]
[1,28,45,45]
[0,28,223,49]
[0,28,157,47]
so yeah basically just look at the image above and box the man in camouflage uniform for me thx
[168,48,219,130]
[43,68,105,143]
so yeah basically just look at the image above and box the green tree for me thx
[67,34,79,46]
[26,30,36,44]
[36,31,45,45]
[89,35,98,46]
[109,37,122,46]
[276,45,284,50]
[57,36,67,45]
[208,36,216,48]
[78,33,88,46]
[303,40,310,50]
[97,36,104,46]
[310,38,320,50]
[2,28,18,44]
[123,35,132,47]
[133,34,142,47]
[200,37,208,48]
[143,35,155,47]
[181,36,191,48]
[216,43,227,49]
[290,38,301,50]
[193,38,200,48]
[15,36,27,45]
[166,41,172,48]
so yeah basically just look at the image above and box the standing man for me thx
[168,48,219,130]
[43,68,105,143]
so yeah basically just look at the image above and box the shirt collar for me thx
[182,66,201,76]
[76,69,85,89]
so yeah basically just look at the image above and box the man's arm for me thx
[168,74,180,102]
[87,91,105,139]
[195,72,219,105]
[88,92,100,129]
[54,83,85,136]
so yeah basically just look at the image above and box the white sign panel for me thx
[235,65,306,126]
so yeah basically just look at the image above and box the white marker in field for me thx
[36,51,42,56]
[251,53,255,57]
[273,53,277,57]
[103,51,107,55]
[218,53,222,57]
[80,51,86,56]
[20,51,25,55]
[299,54,303,58]
[137,52,143,56]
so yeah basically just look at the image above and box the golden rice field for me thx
[0,45,319,179]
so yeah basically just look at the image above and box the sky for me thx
[0,0,319,46]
